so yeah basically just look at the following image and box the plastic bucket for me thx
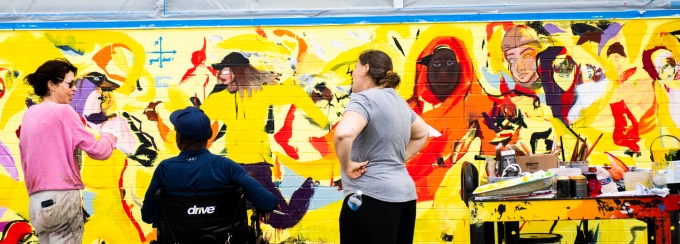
[624,171,653,191]
[568,161,589,174]
[649,135,680,189]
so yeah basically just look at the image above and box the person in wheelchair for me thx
[141,106,277,243]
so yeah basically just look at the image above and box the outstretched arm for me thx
[230,162,278,212]
[64,105,117,160]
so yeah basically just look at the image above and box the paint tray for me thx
[473,171,555,197]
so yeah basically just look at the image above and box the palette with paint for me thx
[473,171,555,197]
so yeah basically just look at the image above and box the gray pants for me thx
[29,190,84,244]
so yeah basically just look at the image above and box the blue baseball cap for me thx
[169,106,212,141]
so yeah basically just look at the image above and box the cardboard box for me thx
[516,154,558,173]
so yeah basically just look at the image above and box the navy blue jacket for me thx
[141,148,277,224]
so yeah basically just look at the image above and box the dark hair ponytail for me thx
[379,70,401,89]
[359,50,401,89]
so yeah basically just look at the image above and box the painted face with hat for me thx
[170,106,213,149]
[211,52,250,94]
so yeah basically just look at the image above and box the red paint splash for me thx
[255,27,267,38]
[309,135,330,157]
[181,38,208,83]
[118,158,146,242]
[609,100,640,152]
[274,105,299,159]
[0,221,32,244]
[0,68,7,100]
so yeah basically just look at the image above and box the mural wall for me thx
[0,18,679,243]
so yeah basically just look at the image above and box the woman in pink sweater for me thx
[19,59,118,243]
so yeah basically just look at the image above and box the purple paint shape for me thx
[544,24,566,34]
[599,23,623,56]
[0,207,6,230]
[0,141,18,181]
[70,77,97,116]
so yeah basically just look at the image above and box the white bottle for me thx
[347,190,363,211]
[597,167,618,193]
[653,170,667,188]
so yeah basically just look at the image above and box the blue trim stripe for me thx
[1,9,679,30]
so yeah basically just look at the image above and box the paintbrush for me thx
[519,141,532,156]
[570,134,581,161]
[559,136,566,161]
[495,143,503,161]
[551,148,560,156]
[578,139,589,161]
[584,133,603,160]
[510,143,526,156]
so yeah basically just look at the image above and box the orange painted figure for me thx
[405,36,497,201]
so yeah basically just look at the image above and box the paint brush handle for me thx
[570,135,581,161]
[559,136,566,162]
[519,141,532,156]
[584,133,603,160]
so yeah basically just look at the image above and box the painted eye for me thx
[446,61,455,66]
[432,61,442,68]
[508,59,516,64]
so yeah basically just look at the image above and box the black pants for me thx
[339,195,416,244]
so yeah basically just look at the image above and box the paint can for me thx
[585,172,601,197]
[570,175,588,198]
[556,176,571,198]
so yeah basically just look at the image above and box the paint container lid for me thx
[549,167,581,177]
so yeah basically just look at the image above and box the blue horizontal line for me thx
[1,9,679,30]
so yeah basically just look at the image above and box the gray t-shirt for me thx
[340,88,417,202]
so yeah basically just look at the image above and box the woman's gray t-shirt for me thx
[340,88,417,202]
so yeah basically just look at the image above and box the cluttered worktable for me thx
[461,135,680,243]
[468,194,680,244]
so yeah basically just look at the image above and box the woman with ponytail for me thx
[334,50,429,243]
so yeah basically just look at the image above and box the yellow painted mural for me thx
[0,18,679,243]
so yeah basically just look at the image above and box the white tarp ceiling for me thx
[0,0,675,22]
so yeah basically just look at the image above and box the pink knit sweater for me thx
[19,102,117,195]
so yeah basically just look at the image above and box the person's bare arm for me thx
[333,111,368,179]
[405,116,429,161]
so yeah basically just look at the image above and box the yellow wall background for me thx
[0,18,679,243]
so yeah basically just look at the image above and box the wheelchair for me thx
[154,186,262,244]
